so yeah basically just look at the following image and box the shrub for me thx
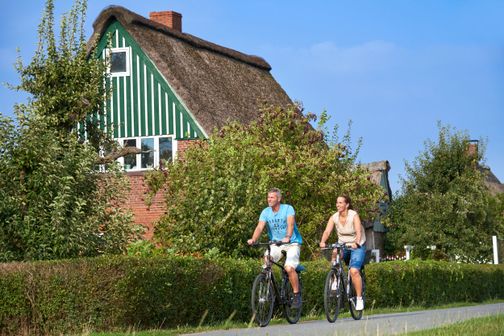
[0,256,503,335]
[148,106,384,259]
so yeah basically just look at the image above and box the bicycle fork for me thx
[346,272,351,298]
[259,273,273,303]
[331,269,345,298]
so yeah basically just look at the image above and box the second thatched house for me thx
[361,160,392,257]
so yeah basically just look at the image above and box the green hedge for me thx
[1,256,503,335]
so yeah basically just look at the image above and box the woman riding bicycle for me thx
[247,188,303,309]
[319,195,366,311]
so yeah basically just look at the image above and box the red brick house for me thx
[87,6,293,237]
[88,6,398,246]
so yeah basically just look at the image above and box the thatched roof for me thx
[480,166,504,195]
[90,6,293,135]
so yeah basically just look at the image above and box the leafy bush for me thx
[147,106,384,259]
[1,256,503,335]
[0,115,135,262]
[365,260,504,308]
[0,0,137,262]
[0,256,257,335]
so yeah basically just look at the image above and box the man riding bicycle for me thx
[247,188,303,308]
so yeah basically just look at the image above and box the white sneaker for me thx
[355,297,364,311]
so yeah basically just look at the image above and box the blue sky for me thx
[1,1,503,194]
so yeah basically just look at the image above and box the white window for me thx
[118,136,176,171]
[123,139,138,170]
[141,138,155,169]
[106,47,131,77]
[159,137,174,166]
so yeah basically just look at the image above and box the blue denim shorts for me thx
[343,244,366,270]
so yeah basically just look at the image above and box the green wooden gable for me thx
[88,20,206,140]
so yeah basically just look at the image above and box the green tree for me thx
[16,0,104,135]
[0,0,136,261]
[147,105,384,258]
[386,124,504,261]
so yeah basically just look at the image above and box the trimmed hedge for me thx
[1,256,503,335]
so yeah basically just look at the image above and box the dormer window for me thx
[106,47,131,77]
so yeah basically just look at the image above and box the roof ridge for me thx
[92,5,271,70]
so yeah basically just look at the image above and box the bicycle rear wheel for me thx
[251,273,275,327]
[282,274,302,324]
[348,270,364,320]
[324,269,343,323]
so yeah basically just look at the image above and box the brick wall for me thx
[126,172,166,240]
[176,139,194,160]
[124,139,195,239]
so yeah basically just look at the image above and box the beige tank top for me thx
[332,209,366,245]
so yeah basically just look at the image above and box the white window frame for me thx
[117,135,177,171]
[106,47,131,77]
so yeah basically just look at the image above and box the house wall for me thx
[126,172,165,239]
[126,140,194,238]
[82,20,204,140]
[176,139,195,160]
[365,228,385,252]
[89,21,208,237]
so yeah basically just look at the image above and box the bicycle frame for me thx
[250,241,303,326]
[260,242,294,306]
[322,242,365,321]
[331,245,349,300]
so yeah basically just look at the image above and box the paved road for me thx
[184,303,504,336]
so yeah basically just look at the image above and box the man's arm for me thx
[248,221,266,245]
[282,215,295,243]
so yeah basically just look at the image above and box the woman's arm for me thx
[352,213,363,248]
[319,216,335,247]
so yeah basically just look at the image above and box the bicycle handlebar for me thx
[250,240,291,247]
[320,242,352,250]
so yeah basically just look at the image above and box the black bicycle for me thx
[322,243,366,322]
[250,241,304,327]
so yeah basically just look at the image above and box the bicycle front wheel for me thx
[324,269,343,323]
[251,273,275,327]
[348,270,364,320]
[282,275,302,324]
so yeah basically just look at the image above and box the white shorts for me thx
[264,243,301,269]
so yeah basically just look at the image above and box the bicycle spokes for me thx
[252,274,275,327]
[324,269,342,323]
[259,282,269,303]
[283,275,302,324]
[330,275,339,292]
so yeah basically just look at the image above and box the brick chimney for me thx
[149,11,182,32]
[466,139,479,158]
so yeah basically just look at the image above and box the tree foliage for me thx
[386,124,504,261]
[147,105,384,258]
[16,0,105,135]
[0,0,136,261]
